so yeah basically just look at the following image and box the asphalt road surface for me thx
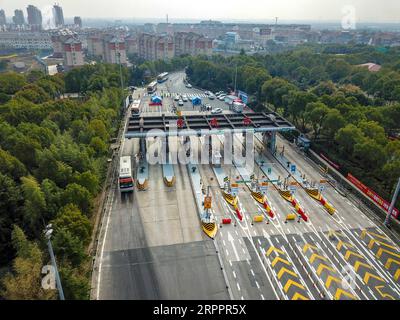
[93,72,400,300]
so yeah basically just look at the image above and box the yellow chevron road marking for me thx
[325,275,341,289]
[363,272,384,284]
[302,243,317,253]
[368,239,396,250]
[394,269,400,281]
[337,240,354,251]
[344,250,364,261]
[309,253,327,263]
[385,258,400,269]
[292,292,309,300]
[317,264,335,276]
[334,288,356,300]
[277,267,298,280]
[283,279,305,293]
[271,256,291,268]
[266,246,284,257]
[354,261,372,272]
[361,230,387,241]
[375,285,395,300]
[376,248,400,260]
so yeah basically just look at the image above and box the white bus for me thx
[157,72,169,83]
[147,81,157,94]
[130,99,141,116]
[119,156,134,193]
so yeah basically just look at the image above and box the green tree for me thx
[20,176,47,235]
[62,183,92,216]
[335,124,366,157]
[1,226,56,300]
[304,102,330,140]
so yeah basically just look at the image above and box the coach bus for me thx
[130,99,141,116]
[147,81,157,94]
[157,72,169,83]
[119,156,134,193]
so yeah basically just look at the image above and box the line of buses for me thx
[120,73,169,193]
[147,72,169,94]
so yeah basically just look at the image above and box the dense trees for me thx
[0,64,125,299]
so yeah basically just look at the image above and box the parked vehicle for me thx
[174,95,180,101]
[185,83,192,88]
[211,108,223,114]
[209,94,215,100]
[182,95,188,102]
[178,99,184,106]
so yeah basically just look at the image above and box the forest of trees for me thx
[0,64,128,299]
[131,45,400,206]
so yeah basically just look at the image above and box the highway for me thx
[93,85,229,300]
[93,71,400,300]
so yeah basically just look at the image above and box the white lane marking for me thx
[260,294,265,300]
[237,283,241,291]
[255,281,260,289]
[96,188,115,300]
[228,231,240,261]
[229,260,233,267]
[232,271,237,279]
[250,269,255,276]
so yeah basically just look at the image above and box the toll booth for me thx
[297,135,311,151]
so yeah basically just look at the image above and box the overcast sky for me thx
[1,0,399,23]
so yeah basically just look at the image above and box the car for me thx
[218,96,226,101]
[182,95,188,102]
[174,95,180,101]
[204,91,210,95]
[178,99,184,106]
[211,108,223,114]
[185,83,192,88]
[208,94,215,100]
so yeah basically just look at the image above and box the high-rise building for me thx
[73,16,82,28]
[0,9,6,25]
[13,9,25,26]
[26,5,42,29]
[53,4,64,27]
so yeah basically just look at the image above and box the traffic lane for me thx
[198,161,277,300]
[261,149,338,231]
[277,136,375,229]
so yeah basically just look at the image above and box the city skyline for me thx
[0,0,399,23]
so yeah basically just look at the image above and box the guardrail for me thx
[306,147,400,237]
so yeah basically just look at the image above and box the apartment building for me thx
[104,35,127,65]
[87,33,127,65]
[139,32,212,61]
[63,37,84,69]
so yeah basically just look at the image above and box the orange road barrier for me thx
[291,198,308,222]
[263,201,275,218]
[234,205,243,221]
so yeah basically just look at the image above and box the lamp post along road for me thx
[45,225,65,300]
[384,177,400,227]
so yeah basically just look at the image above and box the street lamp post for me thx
[384,177,400,227]
[44,224,65,300]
